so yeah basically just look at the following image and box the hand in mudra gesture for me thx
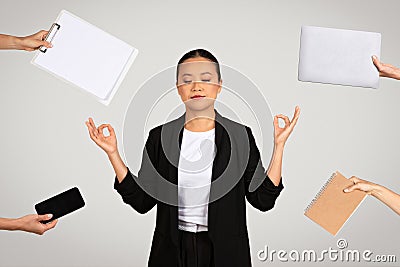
[85,118,118,156]
[273,106,300,147]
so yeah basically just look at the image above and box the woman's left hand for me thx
[273,106,300,147]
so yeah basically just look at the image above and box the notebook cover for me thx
[304,171,367,235]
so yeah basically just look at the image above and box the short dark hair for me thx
[176,48,221,82]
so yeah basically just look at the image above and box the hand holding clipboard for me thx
[31,10,139,105]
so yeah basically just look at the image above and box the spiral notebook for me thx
[31,10,138,105]
[304,171,367,235]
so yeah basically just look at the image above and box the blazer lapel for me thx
[166,114,185,247]
[208,111,227,233]
[212,111,225,183]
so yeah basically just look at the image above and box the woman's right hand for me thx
[85,117,117,156]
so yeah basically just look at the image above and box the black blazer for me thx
[114,110,284,267]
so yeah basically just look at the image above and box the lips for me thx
[191,95,205,99]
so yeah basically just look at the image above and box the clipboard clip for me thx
[39,23,60,53]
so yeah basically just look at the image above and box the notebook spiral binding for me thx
[305,172,337,213]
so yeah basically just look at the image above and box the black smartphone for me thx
[35,187,85,223]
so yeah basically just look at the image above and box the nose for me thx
[191,81,203,91]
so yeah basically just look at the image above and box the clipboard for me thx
[31,10,139,105]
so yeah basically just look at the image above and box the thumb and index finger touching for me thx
[85,117,116,140]
[274,106,301,131]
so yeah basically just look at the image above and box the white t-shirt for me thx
[178,127,216,232]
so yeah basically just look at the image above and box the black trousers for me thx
[178,230,215,267]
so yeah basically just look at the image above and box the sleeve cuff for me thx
[262,176,284,194]
[114,168,135,194]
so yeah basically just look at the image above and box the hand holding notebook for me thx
[305,171,367,235]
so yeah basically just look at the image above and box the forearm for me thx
[386,67,400,80]
[266,144,284,186]
[394,69,400,80]
[371,185,400,215]
[0,217,20,231]
[0,34,21,50]
[107,150,128,183]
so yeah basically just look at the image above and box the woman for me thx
[86,49,300,267]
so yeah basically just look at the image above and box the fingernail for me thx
[372,55,377,60]
[48,214,53,218]
[343,189,349,193]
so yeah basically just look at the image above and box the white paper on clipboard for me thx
[31,10,138,105]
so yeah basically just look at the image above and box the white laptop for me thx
[298,26,381,89]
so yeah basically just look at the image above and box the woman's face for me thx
[176,57,222,112]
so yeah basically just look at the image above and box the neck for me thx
[184,107,216,132]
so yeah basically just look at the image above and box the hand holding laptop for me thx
[372,55,400,80]
[298,26,381,88]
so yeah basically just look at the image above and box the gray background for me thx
[0,0,399,266]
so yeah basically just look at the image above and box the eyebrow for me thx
[181,72,213,77]
[200,72,212,75]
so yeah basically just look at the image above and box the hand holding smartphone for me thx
[35,187,85,224]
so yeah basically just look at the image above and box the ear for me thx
[217,79,223,94]
[176,82,183,96]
